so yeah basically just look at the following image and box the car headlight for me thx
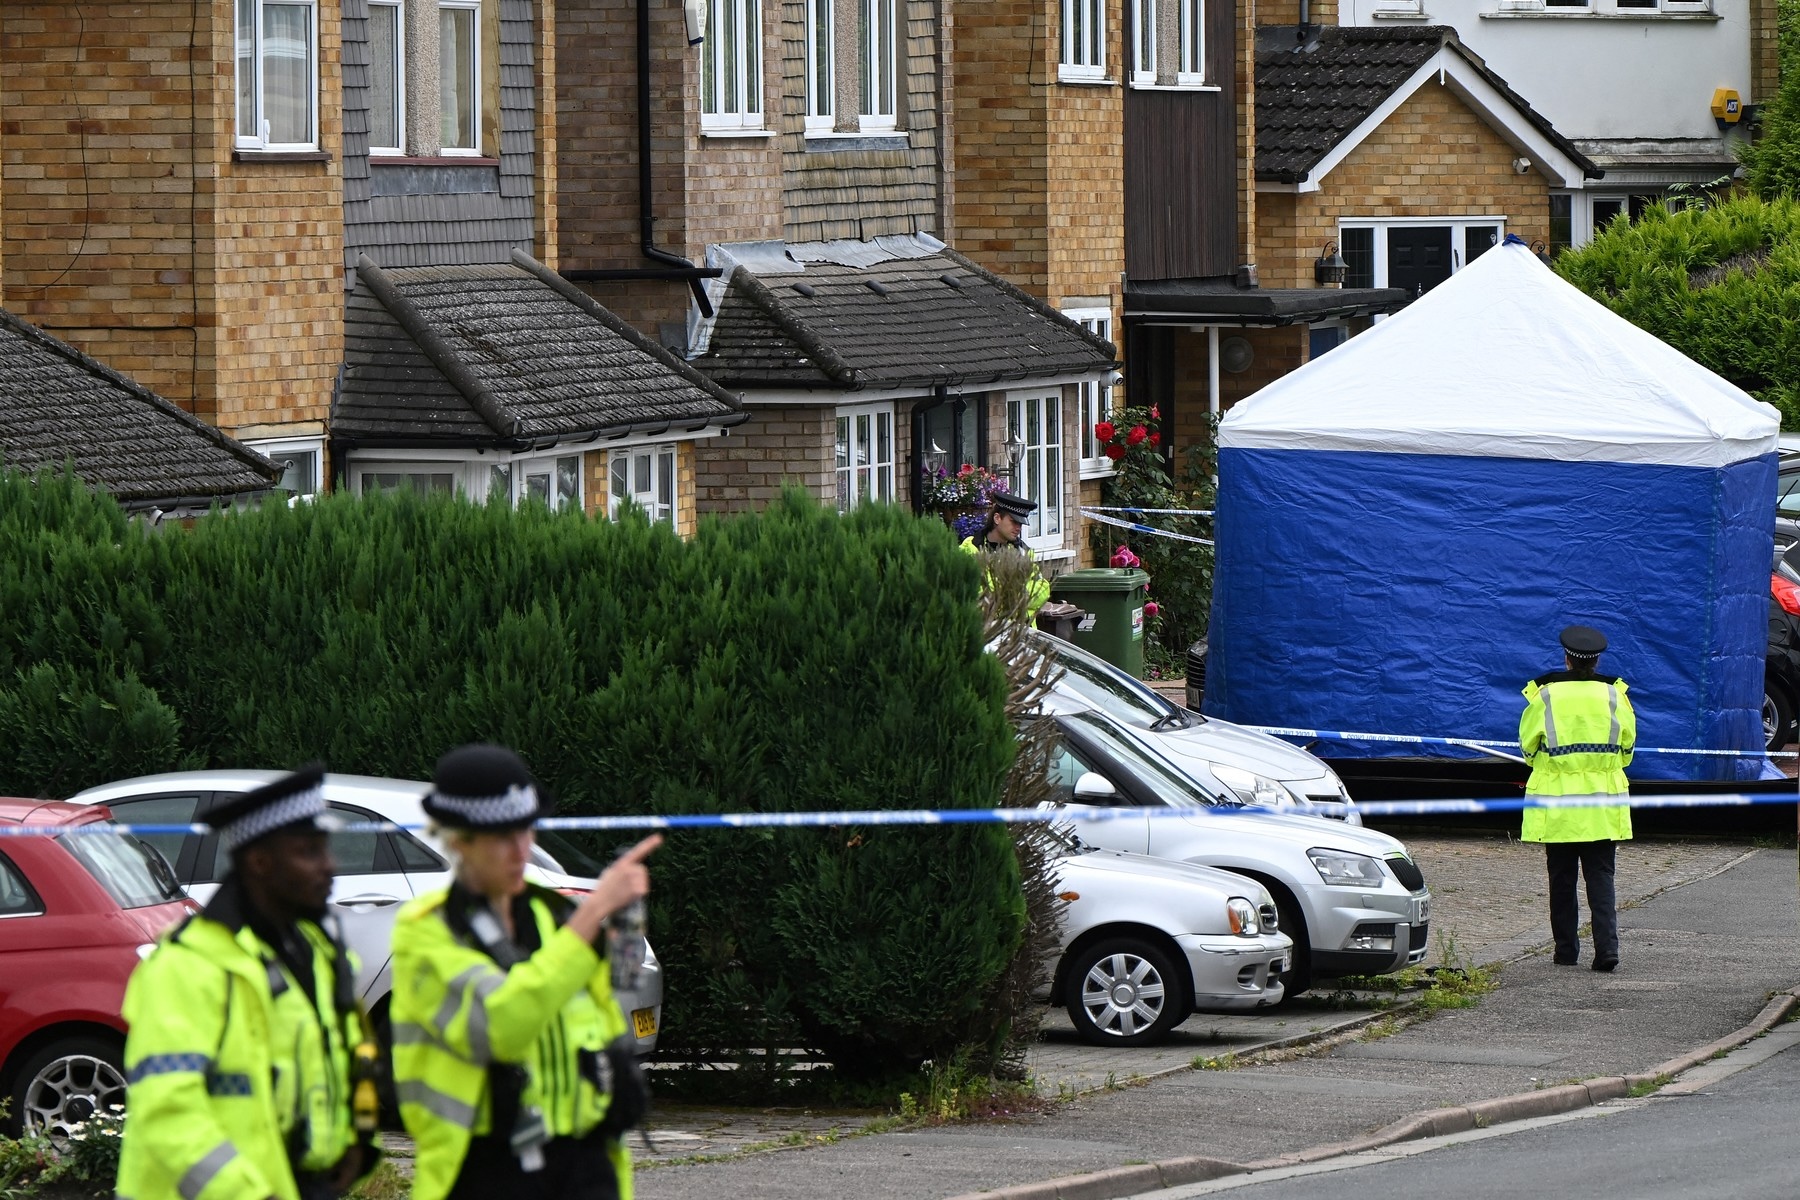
[1212,764,1294,809]
[1307,847,1387,888]
[1226,897,1261,937]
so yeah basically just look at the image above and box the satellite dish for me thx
[1220,336,1254,374]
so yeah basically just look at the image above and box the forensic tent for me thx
[1207,237,1781,781]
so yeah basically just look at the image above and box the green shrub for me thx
[0,476,1022,1080]
[1555,194,1800,429]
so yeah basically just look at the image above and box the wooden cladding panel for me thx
[1123,0,1238,280]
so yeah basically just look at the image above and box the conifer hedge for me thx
[0,471,1024,1078]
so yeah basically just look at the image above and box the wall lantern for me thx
[1313,241,1348,288]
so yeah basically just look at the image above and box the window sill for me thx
[1127,82,1223,92]
[701,127,777,139]
[1481,7,1719,16]
[232,150,332,164]
[1057,68,1117,86]
[370,155,500,167]
[1032,546,1078,563]
[804,131,912,151]
[1371,6,1431,15]
[1078,461,1118,481]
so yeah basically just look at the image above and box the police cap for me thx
[208,763,337,854]
[421,743,551,832]
[991,491,1039,520]
[1559,625,1608,660]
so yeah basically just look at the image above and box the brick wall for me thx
[951,0,1052,294]
[587,439,701,535]
[1258,80,1554,290]
[2,1,343,437]
[693,405,836,513]
[1751,0,1780,106]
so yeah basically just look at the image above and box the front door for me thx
[1387,226,1454,299]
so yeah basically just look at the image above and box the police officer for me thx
[389,744,659,1200]
[1520,625,1635,972]
[117,765,378,1200]
[960,491,1050,618]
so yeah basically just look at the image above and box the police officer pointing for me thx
[116,765,378,1200]
[1519,625,1635,972]
[389,744,658,1200]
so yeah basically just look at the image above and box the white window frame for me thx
[367,0,406,156]
[438,0,482,155]
[245,436,325,497]
[1337,216,1508,290]
[859,0,899,131]
[1059,0,1106,83]
[835,402,897,512]
[500,451,585,512]
[609,444,679,525]
[804,0,834,132]
[235,0,320,151]
[702,0,765,131]
[1130,0,1156,86]
[351,459,465,498]
[1177,0,1205,85]
[1006,392,1065,551]
[1064,308,1115,478]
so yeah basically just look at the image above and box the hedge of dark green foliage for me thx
[1739,0,1800,200]
[0,471,1024,1079]
[1555,195,1800,427]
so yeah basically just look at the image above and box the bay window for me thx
[836,403,896,512]
[1007,393,1065,547]
[610,445,678,526]
[236,0,318,150]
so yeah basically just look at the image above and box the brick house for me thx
[1232,24,1601,414]
[553,0,1118,566]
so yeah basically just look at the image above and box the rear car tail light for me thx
[1774,572,1800,616]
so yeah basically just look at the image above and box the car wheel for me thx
[1270,891,1313,1002]
[1064,937,1187,1047]
[1763,679,1795,751]
[8,1036,127,1140]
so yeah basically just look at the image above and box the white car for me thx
[67,772,663,1054]
[1033,631,1362,824]
[1047,827,1291,1046]
[1047,710,1431,997]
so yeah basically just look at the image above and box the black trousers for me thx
[446,1134,623,1200]
[1545,840,1618,963]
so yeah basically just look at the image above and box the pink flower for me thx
[1094,421,1116,443]
[1144,601,1160,617]
[1150,406,1160,420]
[1110,545,1141,568]
[1126,425,1148,446]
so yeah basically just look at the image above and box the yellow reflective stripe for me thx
[397,1079,478,1128]
[177,1141,238,1200]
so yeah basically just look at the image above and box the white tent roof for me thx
[1219,240,1779,468]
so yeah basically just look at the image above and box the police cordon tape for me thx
[1082,506,1216,517]
[1243,723,1800,759]
[2,790,1794,839]
[1080,508,1215,546]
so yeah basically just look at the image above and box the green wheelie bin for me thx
[1049,567,1150,677]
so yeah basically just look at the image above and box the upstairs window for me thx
[1060,0,1106,82]
[1178,0,1205,83]
[1065,309,1114,474]
[439,0,481,153]
[859,0,898,130]
[703,0,764,130]
[1131,0,1156,86]
[236,0,318,150]
[367,1,405,155]
[805,0,834,130]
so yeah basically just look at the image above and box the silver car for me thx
[67,772,663,1054]
[1047,826,1291,1046]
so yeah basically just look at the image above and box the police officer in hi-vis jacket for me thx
[1520,625,1636,973]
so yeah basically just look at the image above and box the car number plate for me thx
[1414,897,1431,924]
[632,1008,658,1039]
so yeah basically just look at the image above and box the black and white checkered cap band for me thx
[219,785,328,852]
[430,783,540,826]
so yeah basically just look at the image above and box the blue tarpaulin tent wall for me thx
[1207,240,1781,781]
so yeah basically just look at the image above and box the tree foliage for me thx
[1554,194,1800,427]
[1740,0,1800,199]
[0,473,1025,1081]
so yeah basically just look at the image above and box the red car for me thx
[0,799,194,1137]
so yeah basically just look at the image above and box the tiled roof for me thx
[333,252,744,448]
[0,309,275,506]
[1255,26,1599,184]
[691,240,1117,391]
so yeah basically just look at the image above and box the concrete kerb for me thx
[945,986,1800,1200]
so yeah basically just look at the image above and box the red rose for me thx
[1149,432,1161,447]
[1104,444,1128,461]
[1126,425,1148,446]
[1094,421,1116,443]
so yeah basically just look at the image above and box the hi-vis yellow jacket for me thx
[389,886,631,1200]
[1519,672,1636,843]
[116,881,359,1200]
[960,536,1051,619]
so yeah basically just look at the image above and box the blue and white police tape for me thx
[4,790,1794,839]
[1242,723,1800,759]
[1082,506,1216,517]
[1079,508,1214,546]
